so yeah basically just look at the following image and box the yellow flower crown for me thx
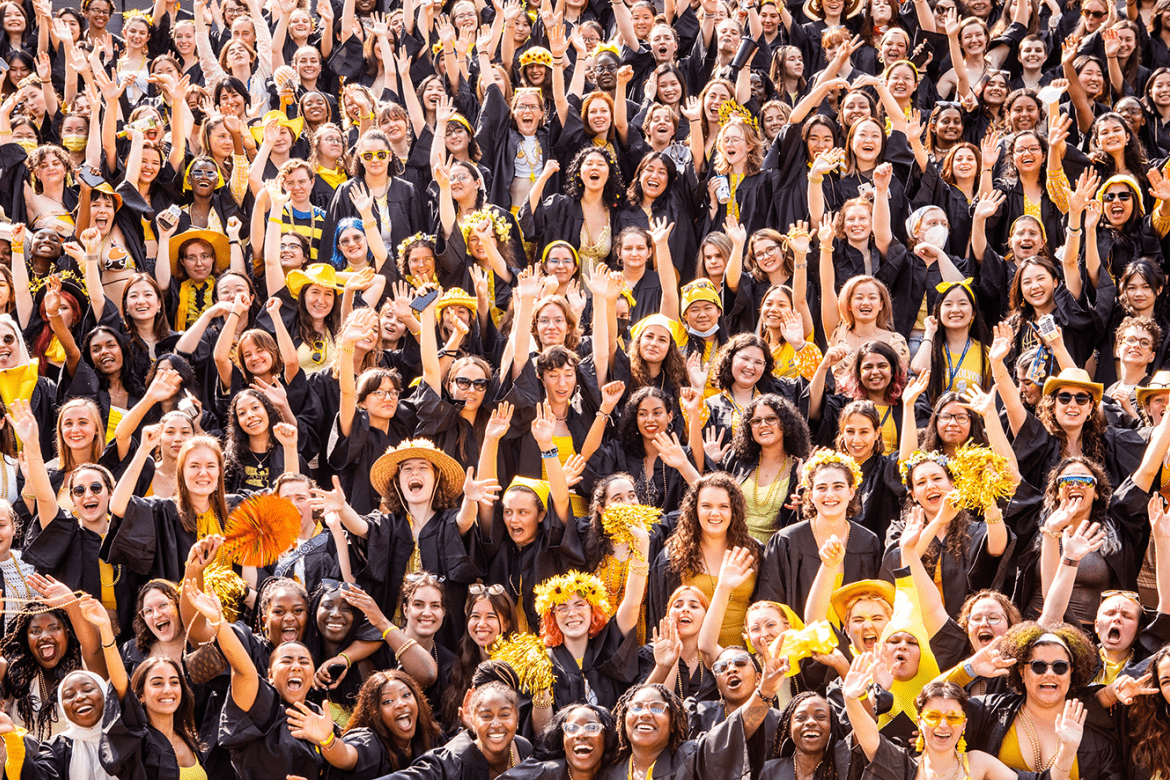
[534,570,612,617]
[396,231,436,261]
[122,8,153,24]
[601,503,661,549]
[460,208,512,243]
[898,450,950,486]
[801,448,862,490]
[519,46,553,68]
[717,100,760,134]
[593,41,621,59]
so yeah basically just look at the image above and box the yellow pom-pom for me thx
[948,443,1016,512]
[202,563,248,623]
[600,503,661,549]
[489,633,555,696]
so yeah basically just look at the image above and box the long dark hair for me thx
[121,273,172,350]
[131,657,202,754]
[347,670,440,769]
[900,457,973,564]
[0,606,82,739]
[919,392,990,452]
[618,386,676,458]
[626,151,677,205]
[81,325,146,398]
[442,591,517,728]
[729,394,811,463]
[775,691,843,780]
[666,473,758,579]
[1131,644,1170,776]
[584,473,638,568]
[926,284,992,399]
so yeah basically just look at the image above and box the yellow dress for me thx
[999,719,1079,780]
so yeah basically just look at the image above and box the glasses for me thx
[368,389,399,401]
[190,168,218,180]
[1056,474,1097,488]
[450,173,475,184]
[1082,8,1106,18]
[1027,660,1070,675]
[967,613,1004,626]
[360,150,390,161]
[537,317,567,327]
[712,654,753,675]
[545,256,575,266]
[563,722,604,736]
[469,583,505,597]
[1054,391,1093,406]
[1102,191,1132,203]
[515,103,542,114]
[1014,145,1043,155]
[554,601,590,615]
[71,481,105,497]
[749,415,781,429]
[310,338,325,365]
[920,710,966,728]
[1101,589,1141,604]
[0,334,15,347]
[453,377,489,391]
[1122,335,1152,348]
[755,244,781,258]
[938,412,970,423]
[628,702,668,715]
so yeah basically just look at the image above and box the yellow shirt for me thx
[542,434,588,517]
[688,569,757,648]
[940,339,985,395]
[873,404,899,454]
[999,719,1079,780]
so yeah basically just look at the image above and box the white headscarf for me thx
[0,314,30,366]
[57,670,116,780]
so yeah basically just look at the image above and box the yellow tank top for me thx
[178,762,208,780]
[98,558,118,610]
[743,464,790,545]
[999,719,1079,780]
[542,435,588,516]
[873,404,899,454]
[104,405,125,445]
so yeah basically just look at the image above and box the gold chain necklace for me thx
[751,457,788,508]
[811,516,849,551]
[1017,709,1061,771]
[920,750,962,780]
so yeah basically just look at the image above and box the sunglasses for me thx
[189,168,218,180]
[1028,660,1070,675]
[0,333,15,347]
[712,654,753,675]
[1082,8,1106,18]
[321,578,355,592]
[920,710,966,727]
[563,722,604,736]
[1101,589,1141,604]
[1056,474,1097,488]
[405,572,447,583]
[1102,191,1133,203]
[453,377,489,391]
[360,149,390,162]
[71,481,105,497]
[1054,391,1093,406]
[469,583,505,597]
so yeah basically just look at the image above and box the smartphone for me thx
[156,205,180,232]
[327,662,347,679]
[177,391,199,421]
[410,288,440,313]
[78,165,105,188]
[1037,314,1058,340]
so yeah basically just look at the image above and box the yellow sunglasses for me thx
[920,710,966,728]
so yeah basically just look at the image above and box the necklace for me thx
[676,652,704,699]
[1017,709,1061,771]
[810,517,850,551]
[627,757,654,780]
[797,755,825,780]
[920,750,963,780]
[751,457,788,508]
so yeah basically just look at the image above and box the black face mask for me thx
[617,317,631,341]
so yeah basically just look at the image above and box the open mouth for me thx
[286,673,305,693]
[281,625,299,642]
[395,711,414,729]
[976,628,994,644]
[74,701,94,716]
[572,743,595,758]
[37,640,57,661]
[861,633,878,650]
[154,618,172,636]
[1106,626,1122,644]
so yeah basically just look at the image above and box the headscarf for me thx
[57,670,116,780]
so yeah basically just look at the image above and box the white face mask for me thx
[921,224,949,249]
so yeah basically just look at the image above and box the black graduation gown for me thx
[219,679,327,780]
[756,519,882,615]
[102,494,245,583]
[348,508,482,655]
[613,170,702,282]
[759,739,852,780]
[412,382,497,471]
[475,83,557,210]
[583,439,696,515]
[849,454,905,543]
[102,687,205,780]
[645,538,763,643]
[635,645,719,701]
[336,726,430,780]
[325,408,404,516]
[517,192,618,268]
[380,731,534,780]
[688,702,781,780]
[22,509,142,638]
[320,177,424,273]
[595,707,751,780]
[1009,410,1146,497]
[549,618,641,709]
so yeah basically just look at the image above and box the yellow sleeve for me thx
[1046,168,1071,214]
[3,729,26,780]
[229,153,250,207]
[1153,203,1170,238]
[794,341,823,381]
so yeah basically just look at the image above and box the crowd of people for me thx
[0,0,1169,776]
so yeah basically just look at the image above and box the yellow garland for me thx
[600,503,661,549]
[519,47,553,68]
[947,443,1016,512]
[460,208,512,244]
[488,632,555,697]
[593,42,621,59]
[800,448,862,490]
[534,570,612,617]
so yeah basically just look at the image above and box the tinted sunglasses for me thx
[1054,391,1093,406]
[1082,8,1105,18]
[71,481,105,497]
[712,654,754,675]
[1056,474,1097,488]
[469,583,505,597]
[360,150,390,162]
[1102,191,1133,202]
[1028,660,1070,675]
[920,710,966,727]
[453,377,489,391]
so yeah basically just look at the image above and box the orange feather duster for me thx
[218,494,302,567]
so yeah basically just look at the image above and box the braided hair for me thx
[0,605,83,739]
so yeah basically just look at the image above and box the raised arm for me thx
[213,293,250,391]
[1038,519,1105,626]
[900,370,929,463]
[477,402,513,531]
[988,322,1027,435]
[817,216,841,339]
[871,163,893,257]
[697,546,754,665]
[1061,37,1095,133]
[651,217,679,321]
[7,400,57,528]
[531,402,574,522]
[80,595,129,699]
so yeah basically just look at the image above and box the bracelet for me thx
[1061,557,1080,568]
[320,732,336,749]
[553,58,564,64]
[102,637,116,648]
[10,242,22,254]
[1055,762,1074,773]
[395,638,418,662]
[963,659,977,678]
[754,686,772,704]
[365,112,376,120]
[1066,227,1082,236]
[540,447,559,459]
[628,559,650,576]
[381,625,397,642]
[1040,527,1061,539]
[19,491,33,501]
[857,686,869,701]
[807,173,824,184]
[208,619,223,632]
[0,130,12,137]
[268,218,283,225]
[985,513,1003,525]
[794,263,807,269]
[339,652,352,669]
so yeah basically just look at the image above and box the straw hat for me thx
[435,287,478,316]
[169,228,231,278]
[370,439,464,501]
[829,579,895,626]
[287,263,346,298]
[1042,367,1103,405]
[1137,370,1170,406]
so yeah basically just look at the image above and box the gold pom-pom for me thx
[948,443,1016,513]
[219,495,302,567]
[202,563,248,623]
[601,503,661,550]
[489,632,555,698]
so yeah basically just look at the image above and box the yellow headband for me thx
[935,277,974,297]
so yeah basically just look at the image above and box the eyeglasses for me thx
[1054,391,1093,406]
[537,317,567,327]
[1027,659,1070,675]
[360,149,390,161]
[515,103,542,114]
[554,601,590,615]
[468,583,505,597]
[712,654,753,675]
[545,256,575,266]
[70,481,105,497]
[450,173,475,184]
[920,710,966,727]
[404,572,447,583]
[1102,191,1132,203]
[938,412,970,423]
[189,168,218,180]
[563,722,604,736]
[1056,474,1097,488]
[453,377,489,391]
[628,702,668,715]
[755,244,781,258]
[1122,335,1153,348]
[749,415,781,429]
[967,613,1004,626]
[1082,8,1106,18]
[1014,145,1043,155]
[368,389,399,401]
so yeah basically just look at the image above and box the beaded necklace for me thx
[1017,709,1061,771]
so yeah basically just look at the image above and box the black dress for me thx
[548,618,641,709]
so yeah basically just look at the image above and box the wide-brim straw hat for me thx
[370,439,464,501]
[1042,367,1103,405]
[287,263,346,298]
[169,228,231,278]
[1137,370,1170,406]
[829,579,895,625]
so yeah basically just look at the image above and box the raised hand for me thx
[273,422,298,448]
[651,616,683,668]
[1060,519,1106,562]
[463,466,502,505]
[309,475,349,515]
[1150,167,1170,203]
[531,401,557,449]
[841,651,874,699]
[653,431,691,471]
[1053,698,1087,745]
[903,369,930,404]
[286,700,335,744]
[5,398,37,445]
[973,190,1005,221]
[1152,494,1170,541]
[718,546,755,590]
[818,533,846,568]
[703,426,730,464]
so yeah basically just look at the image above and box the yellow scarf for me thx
[316,166,348,191]
[175,279,214,332]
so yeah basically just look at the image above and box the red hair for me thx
[539,603,609,647]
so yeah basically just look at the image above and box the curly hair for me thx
[1130,644,1170,775]
[1036,393,1107,465]
[618,387,677,459]
[308,122,353,174]
[132,579,182,653]
[583,473,638,568]
[539,597,609,647]
[1038,456,1115,551]
[900,457,973,565]
[710,334,774,391]
[345,670,440,770]
[0,606,82,739]
[666,473,758,579]
[536,703,618,763]
[613,683,688,760]
[130,657,202,754]
[713,117,765,176]
[848,341,905,405]
[800,459,863,520]
[997,620,1099,694]
[774,691,843,780]
[730,394,811,463]
[957,589,1022,634]
[919,392,990,453]
[629,326,688,394]
[81,326,146,399]
[834,400,885,458]
[396,234,437,281]
[564,146,626,208]
[28,145,75,195]
[223,388,280,485]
